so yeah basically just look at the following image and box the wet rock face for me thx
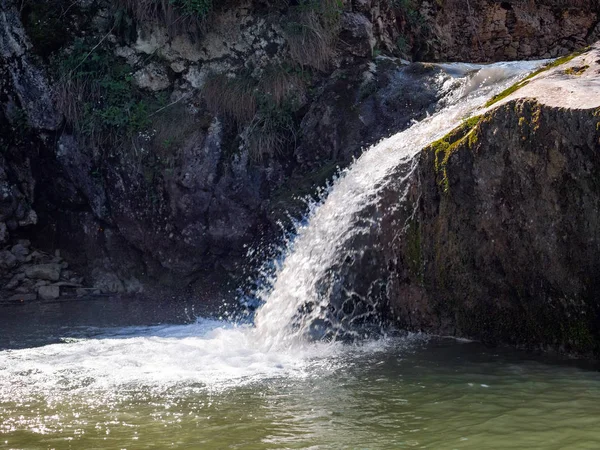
[380,100,600,357]
[0,0,60,130]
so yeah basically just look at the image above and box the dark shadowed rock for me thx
[7,293,36,301]
[25,264,61,281]
[0,251,17,270]
[38,285,60,300]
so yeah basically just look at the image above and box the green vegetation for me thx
[430,115,481,193]
[485,48,590,108]
[285,0,343,71]
[247,100,297,161]
[391,0,429,58]
[56,38,166,150]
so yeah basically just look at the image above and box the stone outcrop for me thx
[0,240,97,302]
[361,45,600,357]
[415,0,600,62]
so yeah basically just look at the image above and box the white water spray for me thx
[253,60,545,348]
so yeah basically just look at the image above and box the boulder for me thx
[4,272,24,290]
[11,243,29,263]
[25,263,61,281]
[38,285,60,300]
[0,250,17,270]
[339,12,376,58]
[133,63,170,91]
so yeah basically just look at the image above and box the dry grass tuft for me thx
[258,64,307,107]
[246,111,297,162]
[117,0,209,35]
[286,12,336,71]
[285,0,342,71]
[202,74,258,124]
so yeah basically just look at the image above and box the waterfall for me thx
[252,60,546,348]
[0,60,548,396]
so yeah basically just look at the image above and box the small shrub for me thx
[396,35,408,55]
[246,99,298,161]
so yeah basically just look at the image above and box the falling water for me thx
[253,59,546,348]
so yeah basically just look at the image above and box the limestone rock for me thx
[11,243,29,263]
[133,63,170,91]
[5,272,24,290]
[339,12,376,58]
[17,209,37,227]
[25,264,61,281]
[38,285,60,300]
[0,250,17,270]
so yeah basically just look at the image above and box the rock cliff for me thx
[0,0,597,300]
[377,45,600,357]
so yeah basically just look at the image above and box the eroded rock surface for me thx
[368,46,600,357]
[0,0,598,299]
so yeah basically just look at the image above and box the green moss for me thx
[429,115,481,193]
[485,47,590,108]
[56,38,169,151]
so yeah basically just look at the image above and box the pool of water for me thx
[1,300,599,450]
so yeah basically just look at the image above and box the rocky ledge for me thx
[0,241,98,302]
[382,43,600,357]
